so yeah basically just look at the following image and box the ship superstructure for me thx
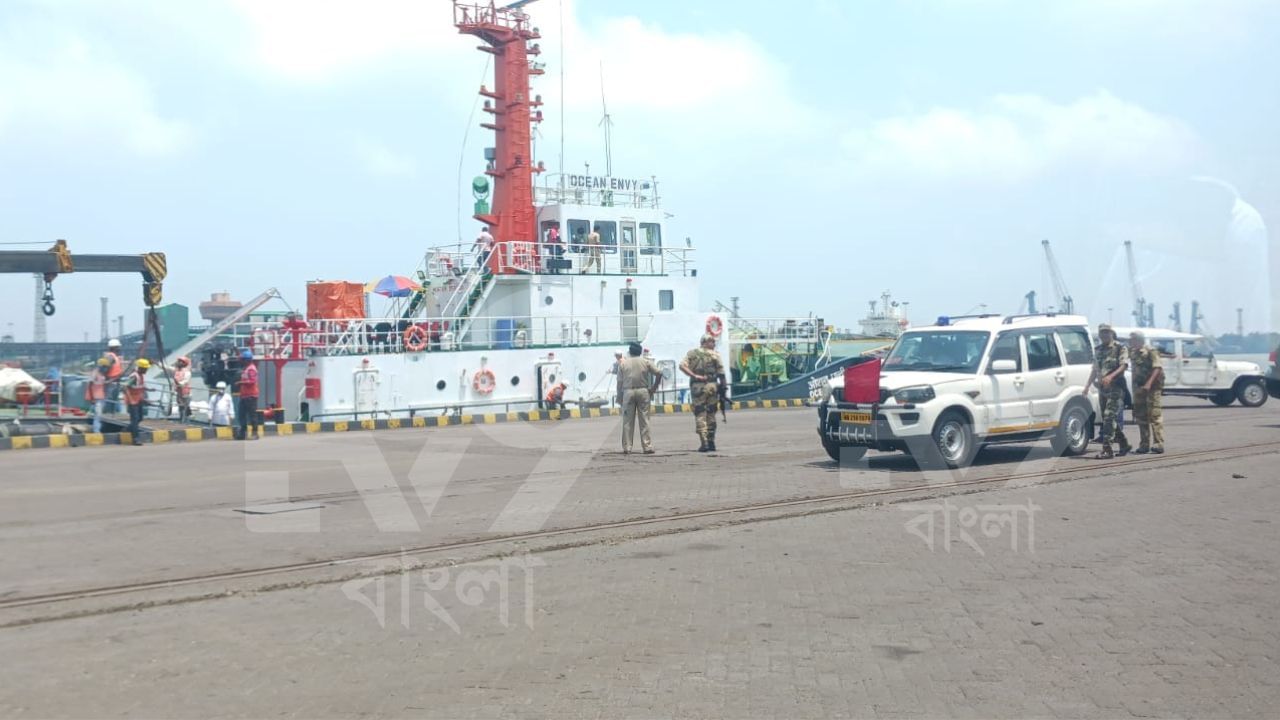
[240,1,725,421]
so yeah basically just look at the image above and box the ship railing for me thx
[268,313,657,356]
[723,317,825,347]
[453,2,531,33]
[533,182,661,210]
[416,240,694,280]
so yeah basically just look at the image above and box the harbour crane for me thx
[0,240,167,316]
[1041,239,1073,313]
[1123,241,1155,328]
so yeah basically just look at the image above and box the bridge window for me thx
[640,223,662,255]
[659,290,674,311]
[595,221,617,253]
[567,219,589,252]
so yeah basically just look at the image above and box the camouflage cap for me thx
[700,333,716,345]
[1097,323,1115,334]
[1128,330,1145,341]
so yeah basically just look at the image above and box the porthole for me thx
[436,380,446,391]
[511,376,520,386]
[577,372,587,382]
[544,295,554,306]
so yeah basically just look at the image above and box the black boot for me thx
[706,440,717,452]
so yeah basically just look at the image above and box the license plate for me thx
[841,411,872,425]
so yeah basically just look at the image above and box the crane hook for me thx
[41,281,56,317]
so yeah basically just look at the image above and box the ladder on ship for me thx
[402,258,497,345]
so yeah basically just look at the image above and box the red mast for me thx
[455,2,544,272]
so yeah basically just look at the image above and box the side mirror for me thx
[990,359,1017,373]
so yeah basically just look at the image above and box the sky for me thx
[1,0,1278,342]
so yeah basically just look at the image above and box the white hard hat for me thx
[107,338,122,348]
[215,381,228,390]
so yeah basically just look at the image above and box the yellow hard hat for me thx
[136,358,151,369]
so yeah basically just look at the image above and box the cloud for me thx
[840,90,1198,183]
[1049,0,1277,46]
[0,26,192,157]
[231,0,462,84]
[354,137,417,178]
[228,0,811,137]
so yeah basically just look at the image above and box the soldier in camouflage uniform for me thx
[1127,330,1165,454]
[680,333,725,452]
[1083,323,1132,458]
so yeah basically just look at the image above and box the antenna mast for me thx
[558,0,565,188]
[599,61,613,177]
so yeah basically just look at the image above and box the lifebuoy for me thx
[473,368,496,395]
[706,315,724,337]
[404,325,428,352]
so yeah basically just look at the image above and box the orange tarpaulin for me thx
[306,281,366,321]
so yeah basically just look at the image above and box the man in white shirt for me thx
[474,226,495,272]
[209,381,235,427]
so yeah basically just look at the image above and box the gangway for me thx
[162,288,283,366]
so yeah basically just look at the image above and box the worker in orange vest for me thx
[236,348,260,440]
[123,359,150,446]
[544,381,568,410]
[103,339,125,379]
[85,356,111,433]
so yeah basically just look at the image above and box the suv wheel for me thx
[1051,403,1090,456]
[1236,379,1268,408]
[822,436,867,465]
[921,411,976,469]
[1210,391,1234,407]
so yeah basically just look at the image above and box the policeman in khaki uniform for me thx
[1127,330,1165,454]
[617,342,662,454]
[680,333,725,452]
[1083,323,1132,458]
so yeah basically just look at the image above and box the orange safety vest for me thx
[545,385,565,403]
[84,370,106,402]
[104,352,124,380]
[173,367,192,397]
[123,370,147,406]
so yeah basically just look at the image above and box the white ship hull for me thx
[284,264,722,421]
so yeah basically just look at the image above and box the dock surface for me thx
[2,400,1278,717]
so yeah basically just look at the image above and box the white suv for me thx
[1110,327,1268,408]
[818,314,1098,468]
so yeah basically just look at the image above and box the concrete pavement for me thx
[1,399,1278,717]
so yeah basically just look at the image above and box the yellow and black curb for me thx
[0,399,809,452]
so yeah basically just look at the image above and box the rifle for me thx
[715,372,729,422]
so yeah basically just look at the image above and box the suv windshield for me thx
[883,330,990,374]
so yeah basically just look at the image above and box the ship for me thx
[857,291,910,338]
[225,1,729,421]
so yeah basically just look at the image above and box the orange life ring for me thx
[473,368,496,395]
[706,315,724,337]
[404,325,428,352]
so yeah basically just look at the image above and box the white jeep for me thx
[818,314,1099,468]
[1110,327,1268,408]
